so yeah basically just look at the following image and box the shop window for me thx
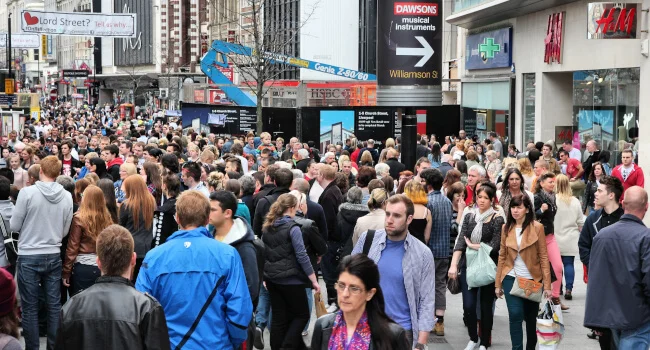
[462,81,510,144]
[523,73,535,144]
[572,68,639,166]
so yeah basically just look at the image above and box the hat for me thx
[0,268,16,317]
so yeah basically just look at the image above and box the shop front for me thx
[461,27,514,143]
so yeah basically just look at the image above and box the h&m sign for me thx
[544,12,564,64]
[588,3,638,39]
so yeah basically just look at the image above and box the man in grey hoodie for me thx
[10,156,73,350]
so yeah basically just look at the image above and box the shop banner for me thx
[588,3,638,39]
[21,10,136,38]
[0,34,41,48]
[466,28,513,70]
[377,0,442,86]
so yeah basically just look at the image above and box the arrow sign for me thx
[396,36,434,67]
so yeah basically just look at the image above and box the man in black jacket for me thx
[385,148,406,179]
[252,167,293,237]
[358,139,379,164]
[291,178,327,241]
[251,164,279,219]
[316,164,344,310]
[55,225,169,350]
[585,186,650,349]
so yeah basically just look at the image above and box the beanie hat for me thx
[0,268,16,317]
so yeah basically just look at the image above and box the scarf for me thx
[470,207,496,244]
[328,310,371,350]
[538,190,557,212]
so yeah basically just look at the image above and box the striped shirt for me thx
[427,190,453,258]
[352,229,436,346]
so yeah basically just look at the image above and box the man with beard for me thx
[352,194,435,349]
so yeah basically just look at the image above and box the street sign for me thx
[377,1,442,86]
[5,79,14,95]
[62,70,88,78]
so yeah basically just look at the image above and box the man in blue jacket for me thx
[136,190,253,349]
[585,186,650,349]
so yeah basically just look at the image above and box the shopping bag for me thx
[314,292,329,318]
[465,243,496,288]
[536,299,564,349]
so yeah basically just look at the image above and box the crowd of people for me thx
[0,101,648,350]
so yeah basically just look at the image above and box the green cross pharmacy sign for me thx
[479,38,501,59]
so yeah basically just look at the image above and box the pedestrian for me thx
[352,188,389,246]
[583,162,604,215]
[180,161,210,197]
[611,149,644,201]
[10,156,73,350]
[261,193,320,350]
[114,163,137,203]
[0,268,21,349]
[557,149,585,199]
[89,157,111,181]
[553,175,584,300]
[578,176,624,347]
[403,180,432,245]
[533,172,567,310]
[497,168,535,211]
[136,190,253,349]
[585,186,650,349]
[119,175,156,283]
[336,187,369,258]
[152,173,180,248]
[97,178,119,224]
[0,177,14,275]
[55,225,170,350]
[420,168,452,336]
[311,254,410,350]
[449,182,504,350]
[351,194,435,349]
[496,194,552,350]
[9,155,27,190]
[62,185,114,296]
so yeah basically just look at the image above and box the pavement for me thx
[24,258,596,350]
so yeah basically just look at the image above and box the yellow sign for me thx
[41,35,47,59]
[5,79,14,95]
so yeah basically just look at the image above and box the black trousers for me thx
[266,281,309,350]
[460,269,495,347]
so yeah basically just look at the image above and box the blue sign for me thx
[466,28,512,70]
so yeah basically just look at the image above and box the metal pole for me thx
[8,13,12,78]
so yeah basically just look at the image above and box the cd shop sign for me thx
[377,0,442,86]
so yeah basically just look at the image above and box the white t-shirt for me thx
[507,227,533,279]
[309,181,324,203]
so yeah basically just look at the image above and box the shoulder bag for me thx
[0,213,18,266]
[508,228,543,302]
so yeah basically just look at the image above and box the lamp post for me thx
[7,13,11,79]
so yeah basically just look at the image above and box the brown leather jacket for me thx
[495,221,552,290]
[63,216,98,280]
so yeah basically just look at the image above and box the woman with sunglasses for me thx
[311,254,410,350]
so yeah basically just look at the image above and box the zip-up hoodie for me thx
[11,181,74,256]
[216,217,260,304]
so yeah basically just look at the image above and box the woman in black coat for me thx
[152,174,180,247]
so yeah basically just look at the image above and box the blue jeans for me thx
[561,256,575,291]
[613,321,650,350]
[503,276,539,350]
[304,288,313,332]
[18,254,62,350]
[70,263,100,297]
[255,284,272,330]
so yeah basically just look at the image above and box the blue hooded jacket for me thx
[136,226,253,349]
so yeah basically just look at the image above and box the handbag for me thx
[465,243,496,288]
[510,276,544,303]
[0,213,18,266]
[447,275,461,294]
[314,291,329,318]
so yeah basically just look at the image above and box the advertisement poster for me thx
[21,10,136,37]
[578,109,614,145]
[0,34,40,48]
[476,112,487,130]
[208,107,257,137]
[320,110,354,153]
[377,0,442,86]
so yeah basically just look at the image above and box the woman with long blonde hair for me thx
[63,185,115,296]
[517,158,535,191]
[262,193,320,350]
[404,180,432,244]
[119,175,156,282]
[553,174,584,301]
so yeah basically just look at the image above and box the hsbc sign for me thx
[394,3,438,16]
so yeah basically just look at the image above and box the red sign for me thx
[394,2,438,15]
[589,3,637,39]
[209,90,226,104]
[194,90,205,103]
[544,12,563,64]
[217,67,234,82]
[50,89,57,101]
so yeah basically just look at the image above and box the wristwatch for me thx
[415,343,428,350]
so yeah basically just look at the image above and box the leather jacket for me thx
[63,216,98,280]
[311,313,410,350]
[55,276,170,350]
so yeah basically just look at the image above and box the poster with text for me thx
[320,110,355,153]
[0,34,40,48]
[21,10,136,37]
[355,109,393,148]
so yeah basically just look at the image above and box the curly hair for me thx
[206,171,225,191]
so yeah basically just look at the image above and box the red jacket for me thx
[611,163,645,200]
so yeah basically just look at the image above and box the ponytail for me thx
[262,193,297,233]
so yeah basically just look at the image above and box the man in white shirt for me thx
[562,141,582,161]
[181,162,210,198]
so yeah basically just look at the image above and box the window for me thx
[523,73,535,144]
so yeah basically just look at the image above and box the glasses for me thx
[334,282,364,295]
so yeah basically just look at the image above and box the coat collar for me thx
[505,224,539,252]
[620,213,645,226]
